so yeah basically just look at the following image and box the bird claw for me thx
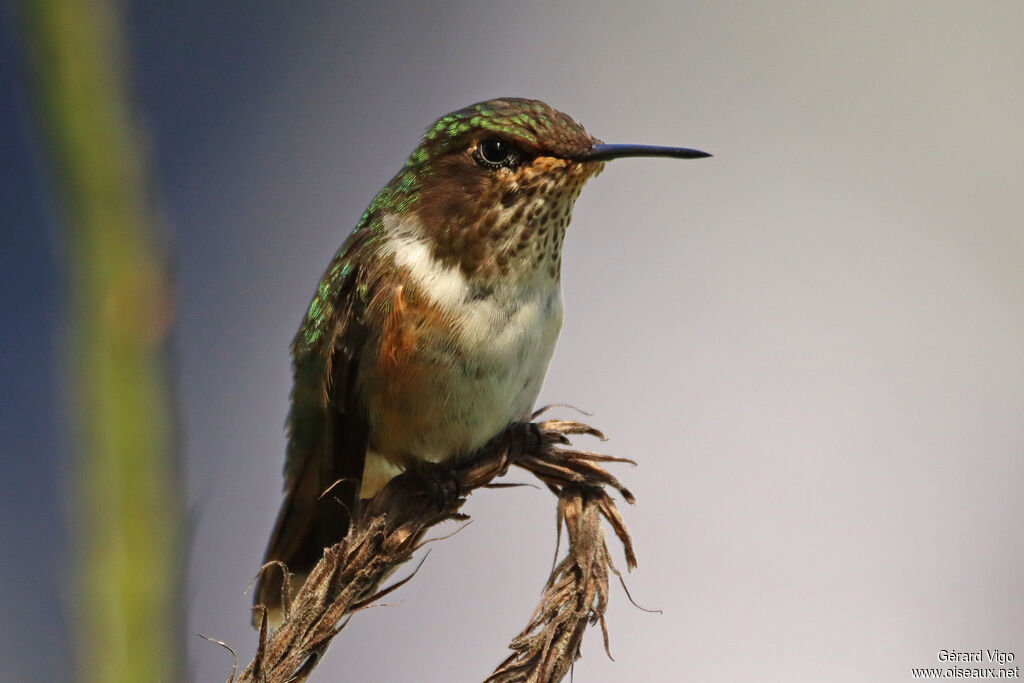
[409,460,462,511]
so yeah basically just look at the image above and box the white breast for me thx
[385,213,563,451]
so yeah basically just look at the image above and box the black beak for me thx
[579,143,711,162]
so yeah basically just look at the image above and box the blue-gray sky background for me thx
[2,2,1022,681]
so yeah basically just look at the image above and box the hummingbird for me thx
[254,98,709,623]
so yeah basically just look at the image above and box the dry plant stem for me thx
[486,487,627,683]
[236,419,636,683]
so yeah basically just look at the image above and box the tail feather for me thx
[253,452,359,626]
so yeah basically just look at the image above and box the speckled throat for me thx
[417,156,604,283]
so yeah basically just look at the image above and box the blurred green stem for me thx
[21,1,182,681]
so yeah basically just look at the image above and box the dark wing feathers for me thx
[254,231,374,617]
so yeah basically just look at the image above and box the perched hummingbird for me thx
[255,98,709,622]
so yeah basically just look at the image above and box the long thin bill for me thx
[579,143,712,162]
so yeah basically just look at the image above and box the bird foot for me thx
[409,460,462,511]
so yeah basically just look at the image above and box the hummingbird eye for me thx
[474,137,519,169]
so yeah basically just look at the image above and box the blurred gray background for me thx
[2,1,1022,681]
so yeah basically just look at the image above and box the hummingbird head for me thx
[371,98,709,281]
